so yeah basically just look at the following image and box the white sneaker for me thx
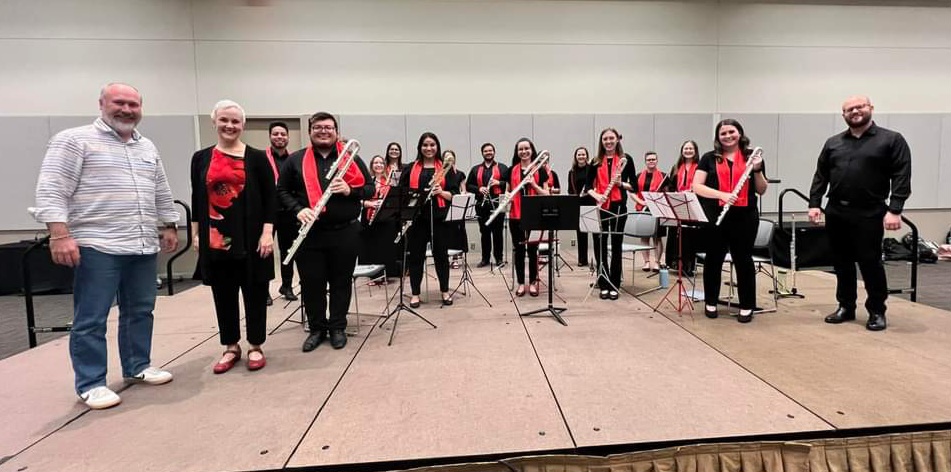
[80,386,121,410]
[126,366,173,385]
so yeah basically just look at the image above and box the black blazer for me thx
[190,145,276,285]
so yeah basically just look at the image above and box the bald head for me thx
[99,83,143,140]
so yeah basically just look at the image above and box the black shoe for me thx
[704,306,718,319]
[409,297,421,308]
[302,331,327,352]
[599,289,609,300]
[866,312,887,331]
[608,290,619,300]
[330,329,347,349]
[737,310,753,323]
[279,285,298,301]
[266,295,273,306]
[477,261,490,268]
[441,295,453,306]
[824,307,856,324]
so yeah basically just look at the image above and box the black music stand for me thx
[378,186,437,346]
[519,195,579,326]
[642,191,706,312]
[446,194,491,307]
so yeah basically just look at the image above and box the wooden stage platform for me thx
[3,256,951,472]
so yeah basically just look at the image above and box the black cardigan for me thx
[190,145,276,285]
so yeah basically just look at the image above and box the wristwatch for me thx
[163,222,178,230]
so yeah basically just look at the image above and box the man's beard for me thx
[847,114,871,129]
[103,114,138,135]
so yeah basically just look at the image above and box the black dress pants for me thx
[509,219,539,285]
[295,222,360,332]
[406,216,451,295]
[595,203,627,290]
[702,207,758,310]
[825,204,888,314]
[209,258,269,346]
[576,230,590,266]
[476,203,505,264]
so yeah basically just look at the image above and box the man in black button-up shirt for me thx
[808,95,912,331]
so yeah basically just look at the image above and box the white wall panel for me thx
[887,114,941,209]
[0,0,192,40]
[0,40,198,116]
[469,115,533,174]
[338,115,407,169]
[776,114,839,212]
[719,4,951,49]
[718,47,951,113]
[194,41,718,115]
[0,118,51,229]
[532,114,595,185]
[654,114,714,165]
[192,0,717,45]
[404,115,470,167]
[940,115,951,207]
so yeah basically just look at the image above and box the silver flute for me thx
[715,146,763,226]
[485,150,549,226]
[283,139,360,265]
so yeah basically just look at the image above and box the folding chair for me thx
[349,264,389,335]
[618,212,657,287]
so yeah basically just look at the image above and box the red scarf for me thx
[635,169,664,211]
[677,161,698,192]
[596,155,622,209]
[715,150,749,207]
[476,162,502,196]
[409,160,447,208]
[302,142,366,211]
[365,174,389,222]
[509,164,539,220]
[265,147,282,184]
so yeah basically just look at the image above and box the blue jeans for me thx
[70,247,157,394]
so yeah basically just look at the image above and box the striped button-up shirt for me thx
[33,118,180,255]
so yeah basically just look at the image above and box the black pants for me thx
[825,204,888,314]
[295,223,360,332]
[209,258,269,346]
[359,218,401,277]
[510,219,539,285]
[407,217,450,295]
[274,214,298,289]
[476,203,505,264]
[702,208,758,310]
[576,230,590,266]
[595,204,627,290]
[665,224,697,272]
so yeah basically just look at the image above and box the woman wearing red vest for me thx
[502,138,550,297]
[693,119,767,323]
[664,140,701,276]
[399,132,458,307]
[585,128,637,301]
[631,151,667,272]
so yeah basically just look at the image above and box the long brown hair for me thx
[672,140,699,174]
[593,128,625,166]
[713,119,751,162]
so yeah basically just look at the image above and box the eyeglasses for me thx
[843,104,870,114]
[311,125,335,132]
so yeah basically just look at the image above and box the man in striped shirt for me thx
[33,83,181,410]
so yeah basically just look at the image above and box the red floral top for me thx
[206,148,246,251]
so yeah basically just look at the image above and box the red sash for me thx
[715,150,749,207]
[476,162,502,196]
[635,169,664,211]
[365,174,389,222]
[409,161,447,208]
[265,147,281,184]
[596,155,622,209]
[677,162,697,192]
[509,165,539,220]
[302,142,365,211]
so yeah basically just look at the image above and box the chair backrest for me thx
[578,206,600,234]
[754,219,775,249]
[625,212,657,238]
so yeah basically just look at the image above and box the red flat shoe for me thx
[247,347,266,371]
[529,282,540,297]
[515,286,526,297]
[213,347,241,374]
